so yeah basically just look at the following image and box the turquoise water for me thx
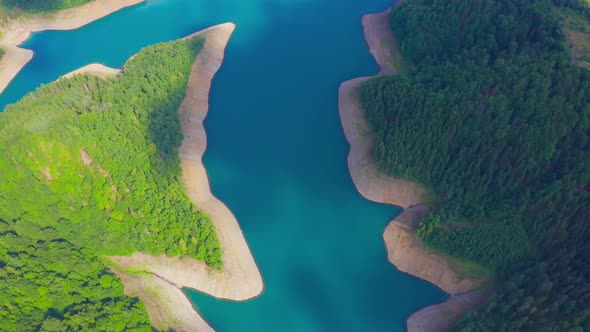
[0,0,447,331]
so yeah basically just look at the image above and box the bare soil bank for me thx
[338,6,488,332]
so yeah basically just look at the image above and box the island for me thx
[342,0,590,330]
[0,22,262,331]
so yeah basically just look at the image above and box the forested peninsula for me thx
[358,0,590,330]
[108,23,263,332]
[0,33,221,330]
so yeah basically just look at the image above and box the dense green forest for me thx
[453,241,590,331]
[361,0,589,328]
[0,219,151,331]
[0,35,222,329]
[0,0,92,12]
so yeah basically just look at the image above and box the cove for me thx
[0,0,447,331]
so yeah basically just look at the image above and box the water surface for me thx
[0,0,447,330]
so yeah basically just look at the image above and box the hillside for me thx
[0,35,222,330]
[558,0,590,68]
[361,0,590,329]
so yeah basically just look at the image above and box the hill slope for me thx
[0,35,222,330]
[361,0,590,329]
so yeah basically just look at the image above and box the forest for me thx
[0,218,151,331]
[361,0,590,329]
[0,35,222,329]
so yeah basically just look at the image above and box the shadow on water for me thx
[0,0,448,331]
[289,265,349,332]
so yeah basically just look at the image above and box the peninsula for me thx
[108,23,264,331]
[0,22,262,331]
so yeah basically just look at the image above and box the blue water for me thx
[0,0,447,331]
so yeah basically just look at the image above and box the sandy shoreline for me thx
[407,289,486,332]
[106,23,263,331]
[338,6,486,332]
[0,44,32,95]
[0,0,144,96]
[62,63,119,79]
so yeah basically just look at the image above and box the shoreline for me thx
[61,63,119,79]
[106,23,263,331]
[0,0,145,96]
[338,6,486,331]
[407,289,488,332]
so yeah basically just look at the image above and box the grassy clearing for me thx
[418,188,441,207]
[101,256,151,276]
[384,32,410,74]
[390,42,409,74]
[0,2,35,26]
[0,4,17,27]
[445,255,494,280]
[422,244,495,280]
[557,7,590,69]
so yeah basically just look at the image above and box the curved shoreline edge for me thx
[0,0,145,97]
[61,63,119,79]
[103,23,263,332]
[338,7,486,332]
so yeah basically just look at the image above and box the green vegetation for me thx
[0,219,151,331]
[362,0,589,268]
[0,35,222,329]
[426,247,493,280]
[361,0,590,328]
[0,0,92,13]
[453,242,590,331]
[559,3,590,68]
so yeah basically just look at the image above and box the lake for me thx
[0,0,447,330]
